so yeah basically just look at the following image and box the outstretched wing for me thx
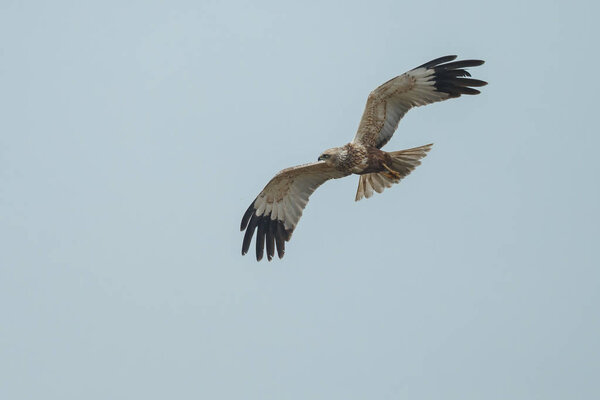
[241,162,349,261]
[353,55,487,149]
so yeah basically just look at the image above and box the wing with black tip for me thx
[353,55,487,149]
[241,162,349,261]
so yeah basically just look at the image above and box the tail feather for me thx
[355,143,432,201]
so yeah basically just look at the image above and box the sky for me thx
[1,0,599,399]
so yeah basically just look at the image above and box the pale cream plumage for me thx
[354,69,450,149]
[252,163,349,232]
[241,55,486,261]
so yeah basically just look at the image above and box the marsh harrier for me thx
[241,55,486,261]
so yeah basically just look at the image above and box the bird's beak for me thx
[317,156,323,161]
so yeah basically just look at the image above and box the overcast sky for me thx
[1,0,599,399]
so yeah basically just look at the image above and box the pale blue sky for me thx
[1,0,599,399]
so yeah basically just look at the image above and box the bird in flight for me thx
[241,55,486,261]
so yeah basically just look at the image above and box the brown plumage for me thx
[241,55,487,261]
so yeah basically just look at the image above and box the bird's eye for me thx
[323,154,329,159]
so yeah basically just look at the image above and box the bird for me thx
[241,55,486,261]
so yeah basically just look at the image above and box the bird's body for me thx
[318,143,387,174]
[241,55,487,261]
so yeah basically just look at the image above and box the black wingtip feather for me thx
[241,201,293,261]
[436,59,484,71]
[455,78,487,87]
[416,55,457,69]
[240,203,255,230]
[422,56,487,98]
[256,222,265,261]
[266,220,275,261]
[242,213,258,255]
[275,222,285,259]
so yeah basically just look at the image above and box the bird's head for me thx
[317,147,343,165]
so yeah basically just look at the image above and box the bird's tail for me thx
[355,143,433,201]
